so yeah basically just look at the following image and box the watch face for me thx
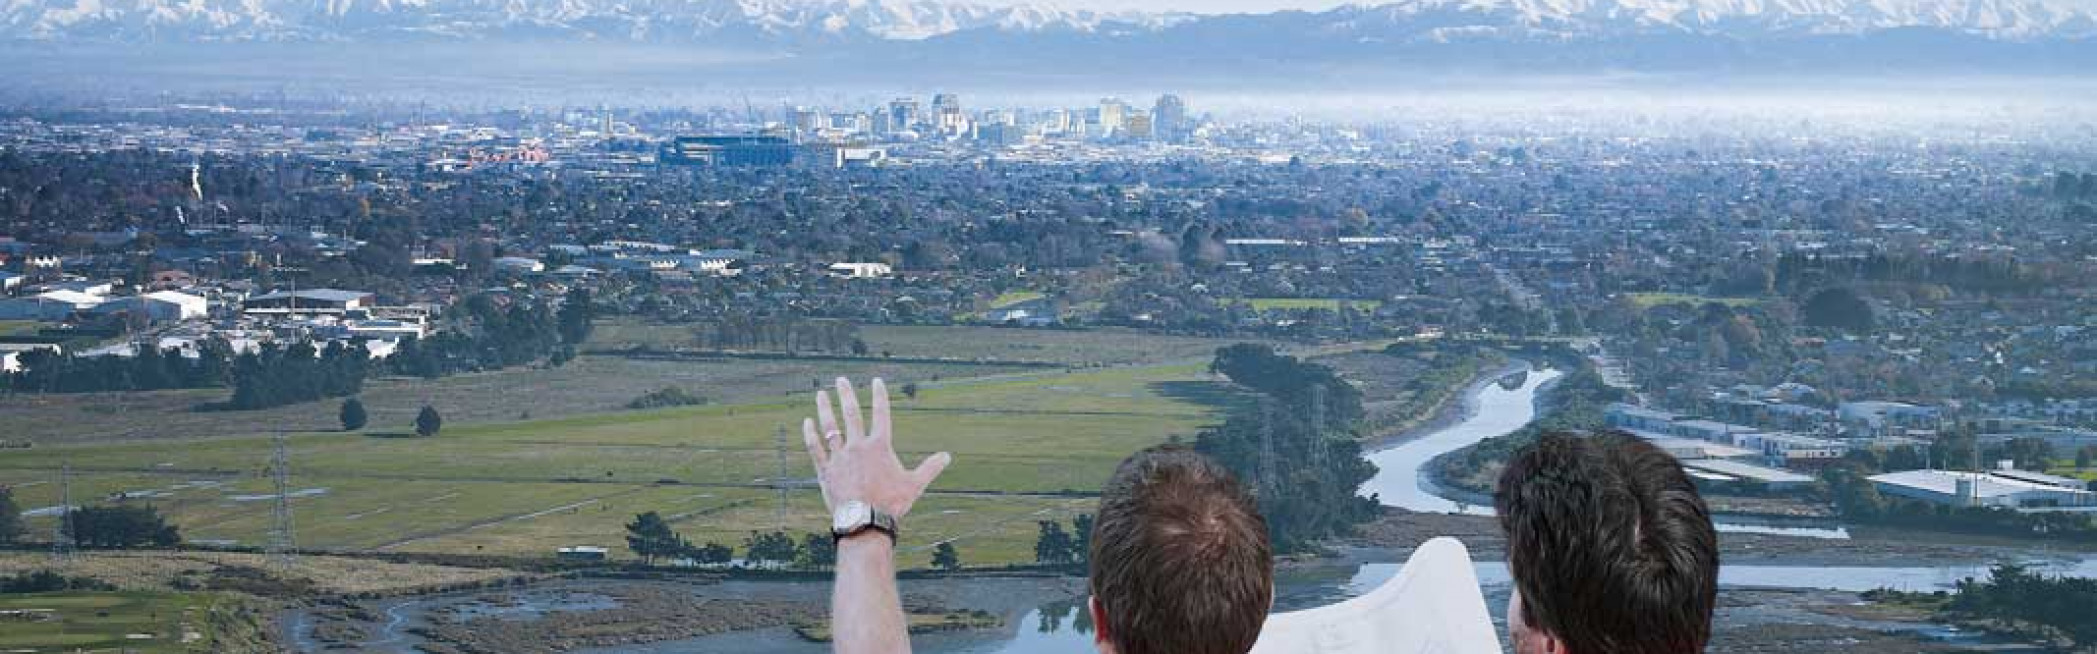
[833,501,871,532]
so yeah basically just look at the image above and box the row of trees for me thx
[225,340,369,410]
[0,488,179,549]
[4,340,234,393]
[623,512,833,569]
[388,290,589,381]
[1944,563,2097,649]
[4,288,597,413]
[624,511,971,571]
[1033,515,1095,566]
[0,488,20,544]
[66,505,182,548]
[693,316,863,354]
[1195,344,1380,552]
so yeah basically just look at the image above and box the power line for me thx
[774,424,790,531]
[268,432,295,569]
[52,462,73,561]
[1309,383,1328,468]
[1258,399,1279,498]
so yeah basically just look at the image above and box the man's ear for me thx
[1089,596,1115,653]
[1537,632,1567,654]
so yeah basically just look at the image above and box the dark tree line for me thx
[694,316,862,353]
[1195,344,1380,552]
[1775,252,2050,296]
[4,339,234,393]
[65,504,181,548]
[7,290,596,412]
[0,570,114,594]
[0,488,21,544]
[1945,564,2097,649]
[226,340,369,410]
[1033,514,1094,566]
[622,511,836,569]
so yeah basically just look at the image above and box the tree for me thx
[2077,446,2093,471]
[624,511,685,565]
[902,383,920,400]
[0,488,21,544]
[415,405,443,437]
[1993,438,2055,472]
[66,505,179,548]
[798,532,836,570]
[1034,520,1077,565]
[1070,514,1095,564]
[339,397,368,431]
[557,287,595,346]
[931,542,962,571]
[1802,287,1873,332]
[745,531,799,567]
[686,541,733,566]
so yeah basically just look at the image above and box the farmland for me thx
[0,591,272,653]
[1,327,1260,568]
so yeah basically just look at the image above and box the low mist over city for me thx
[0,0,2094,652]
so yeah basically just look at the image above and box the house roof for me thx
[248,289,373,303]
[1869,469,2085,498]
[34,290,103,305]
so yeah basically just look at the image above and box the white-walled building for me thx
[1870,467,2097,511]
[0,290,105,320]
[828,262,893,279]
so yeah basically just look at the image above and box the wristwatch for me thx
[831,500,899,544]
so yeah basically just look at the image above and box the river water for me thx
[291,363,2094,653]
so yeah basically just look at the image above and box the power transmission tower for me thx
[1309,383,1329,467]
[52,462,73,561]
[267,433,295,569]
[1258,400,1279,498]
[774,425,790,530]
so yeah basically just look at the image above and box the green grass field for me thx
[1621,293,1764,310]
[2,355,1243,567]
[987,291,1047,308]
[0,319,43,336]
[0,591,258,653]
[589,318,1258,366]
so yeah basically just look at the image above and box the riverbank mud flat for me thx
[286,573,1088,653]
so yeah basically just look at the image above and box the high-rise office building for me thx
[1098,98,1129,138]
[932,94,967,137]
[888,98,920,134]
[1125,111,1155,141]
[1153,94,1188,143]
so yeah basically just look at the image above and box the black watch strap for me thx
[834,508,899,544]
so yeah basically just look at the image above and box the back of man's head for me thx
[1089,445,1273,654]
[1494,430,1719,654]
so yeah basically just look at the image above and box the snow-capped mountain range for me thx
[4,0,2092,43]
[0,0,1181,43]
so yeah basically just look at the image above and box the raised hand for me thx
[803,377,952,518]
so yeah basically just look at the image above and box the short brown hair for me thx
[1495,430,1719,654]
[1089,445,1273,654]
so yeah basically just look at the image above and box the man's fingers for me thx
[801,418,830,471]
[913,451,953,488]
[869,378,891,443]
[816,389,842,446]
[835,377,865,444]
